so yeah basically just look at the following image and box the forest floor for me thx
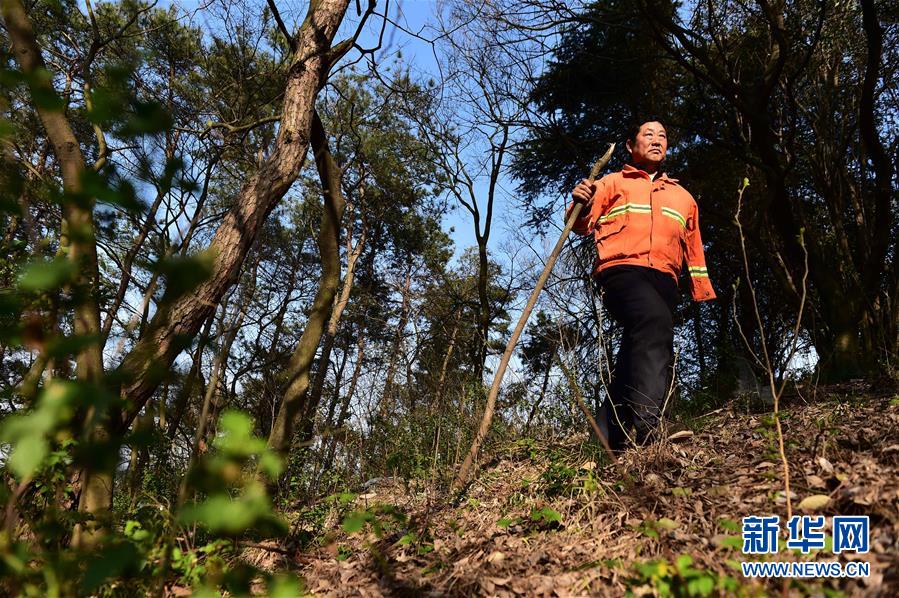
[246,382,899,596]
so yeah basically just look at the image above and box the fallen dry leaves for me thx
[251,388,899,596]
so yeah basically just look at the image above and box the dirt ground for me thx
[246,384,899,596]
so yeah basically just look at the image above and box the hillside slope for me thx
[253,387,899,596]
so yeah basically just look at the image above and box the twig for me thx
[733,177,809,521]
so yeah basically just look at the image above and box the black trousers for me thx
[596,265,679,450]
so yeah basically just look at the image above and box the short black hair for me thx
[626,119,668,144]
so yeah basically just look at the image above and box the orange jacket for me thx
[567,164,716,302]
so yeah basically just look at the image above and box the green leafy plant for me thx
[625,555,744,597]
[340,503,408,538]
[540,457,578,497]
[530,506,563,527]
[179,411,286,538]
[495,506,563,534]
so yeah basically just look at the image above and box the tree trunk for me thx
[115,0,350,430]
[2,0,104,380]
[201,273,256,447]
[340,334,367,425]
[259,255,303,435]
[857,0,896,376]
[474,238,491,382]
[645,2,896,380]
[3,0,107,545]
[307,209,367,433]
[322,333,366,476]
[70,0,349,525]
[427,318,460,467]
[379,266,413,420]
[166,315,214,441]
[321,344,349,433]
[100,138,199,342]
[524,346,556,434]
[816,316,865,383]
[309,345,348,494]
[176,276,255,508]
[692,302,707,386]
[267,110,347,460]
[432,317,460,415]
[126,405,155,507]
[452,147,614,490]
[270,256,302,353]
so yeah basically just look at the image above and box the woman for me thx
[569,120,716,451]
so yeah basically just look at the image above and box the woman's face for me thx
[627,121,668,168]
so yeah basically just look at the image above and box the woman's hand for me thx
[571,179,595,206]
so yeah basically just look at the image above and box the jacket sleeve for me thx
[684,199,717,302]
[565,175,610,236]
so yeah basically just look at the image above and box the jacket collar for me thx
[622,163,678,184]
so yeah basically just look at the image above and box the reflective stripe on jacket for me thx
[566,164,717,302]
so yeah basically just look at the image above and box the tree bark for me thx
[267,110,347,460]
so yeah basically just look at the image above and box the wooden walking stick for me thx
[452,143,616,491]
